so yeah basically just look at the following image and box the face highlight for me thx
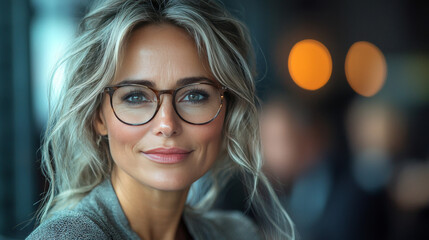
[95,24,226,191]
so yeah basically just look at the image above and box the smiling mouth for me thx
[142,148,193,164]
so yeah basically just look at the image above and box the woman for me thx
[28,0,296,239]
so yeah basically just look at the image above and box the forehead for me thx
[127,23,194,53]
[114,23,214,87]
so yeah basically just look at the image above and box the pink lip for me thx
[142,148,192,164]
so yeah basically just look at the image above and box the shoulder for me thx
[27,180,138,240]
[186,210,261,240]
[26,210,109,240]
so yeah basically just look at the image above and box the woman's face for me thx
[95,24,226,191]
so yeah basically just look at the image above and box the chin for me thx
[140,172,198,192]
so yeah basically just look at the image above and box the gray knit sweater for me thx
[27,179,260,240]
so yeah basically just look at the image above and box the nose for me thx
[151,94,181,137]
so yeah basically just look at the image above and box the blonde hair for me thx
[38,0,296,239]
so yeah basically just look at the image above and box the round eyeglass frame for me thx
[103,82,227,126]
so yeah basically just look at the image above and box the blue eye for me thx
[182,90,209,103]
[123,92,150,104]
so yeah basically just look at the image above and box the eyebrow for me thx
[117,77,216,88]
[177,77,215,86]
[116,79,155,87]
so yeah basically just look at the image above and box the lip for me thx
[142,148,193,164]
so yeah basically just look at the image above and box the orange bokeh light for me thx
[288,39,332,90]
[345,41,387,97]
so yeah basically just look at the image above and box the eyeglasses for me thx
[103,82,227,125]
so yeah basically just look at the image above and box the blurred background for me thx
[0,0,428,239]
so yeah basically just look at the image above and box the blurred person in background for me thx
[337,97,408,240]
[259,95,336,240]
[346,98,406,194]
[387,105,429,240]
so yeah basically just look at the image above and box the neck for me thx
[111,167,191,240]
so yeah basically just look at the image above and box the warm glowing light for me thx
[288,39,332,90]
[345,41,387,97]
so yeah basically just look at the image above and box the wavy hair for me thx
[38,0,296,239]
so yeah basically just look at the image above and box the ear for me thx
[94,107,108,136]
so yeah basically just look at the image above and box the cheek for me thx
[196,123,223,150]
[192,110,226,163]
[104,112,149,159]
